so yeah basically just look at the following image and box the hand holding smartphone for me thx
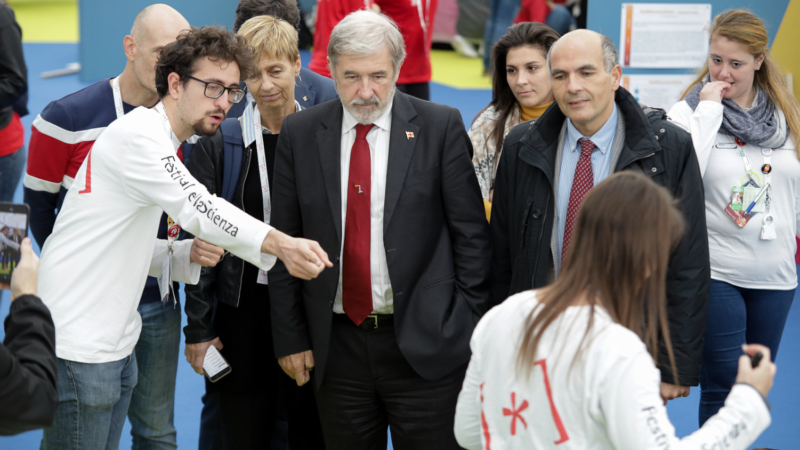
[204,345,232,383]
[0,203,30,284]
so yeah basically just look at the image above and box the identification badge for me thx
[168,224,181,239]
[257,269,268,285]
[743,187,766,214]
[761,215,777,240]
[724,186,751,228]
[730,186,744,211]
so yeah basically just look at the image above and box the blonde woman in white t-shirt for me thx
[455,172,776,450]
[667,10,800,426]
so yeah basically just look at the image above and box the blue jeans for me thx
[41,354,138,450]
[699,280,794,425]
[128,301,182,449]
[482,0,520,70]
[0,146,25,202]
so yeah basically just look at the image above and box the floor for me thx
[0,42,798,450]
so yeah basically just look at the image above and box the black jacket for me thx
[183,126,256,344]
[269,92,491,387]
[491,87,710,386]
[0,295,57,436]
[0,4,27,129]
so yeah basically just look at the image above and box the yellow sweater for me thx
[520,102,552,122]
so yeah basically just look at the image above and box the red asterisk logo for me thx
[502,392,529,435]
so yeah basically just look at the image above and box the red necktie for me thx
[562,139,596,263]
[342,124,374,325]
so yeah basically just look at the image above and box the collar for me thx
[566,103,618,154]
[154,102,182,152]
[341,101,394,135]
[242,100,303,147]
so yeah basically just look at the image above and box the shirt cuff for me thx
[255,226,277,272]
[732,382,771,411]
[172,239,200,284]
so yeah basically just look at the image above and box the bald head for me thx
[130,4,190,47]
[123,4,190,98]
[547,29,621,137]
[548,29,618,74]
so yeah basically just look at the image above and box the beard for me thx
[192,108,227,137]
[336,81,395,125]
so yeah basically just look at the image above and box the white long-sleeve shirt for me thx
[455,291,771,450]
[668,100,800,289]
[38,104,276,363]
[333,104,394,315]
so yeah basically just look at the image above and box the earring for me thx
[756,67,761,71]
[295,75,302,88]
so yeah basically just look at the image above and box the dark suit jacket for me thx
[269,91,492,387]
[227,67,338,118]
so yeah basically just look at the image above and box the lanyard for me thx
[736,137,774,215]
[111,75,125,119]
[241,103,272,283]
[153,102,180,147]
[153,101,182,305]
[241,103,272,226]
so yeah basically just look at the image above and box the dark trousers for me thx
[315,314,466,450]
[396,82,430,101]
[699,280,795,425]
[198,374,325,450]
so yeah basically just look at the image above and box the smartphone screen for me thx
[0,203,29,284]
[204,345,232,383]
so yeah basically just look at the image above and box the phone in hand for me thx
[204,345,232,383]
[0,203,29,284]
[750,351,764,368]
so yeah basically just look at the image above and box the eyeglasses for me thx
[180,73,246,103]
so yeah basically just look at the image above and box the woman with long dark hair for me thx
[471,22,559,204]
[455,172,775,449]
[668,9,800,426]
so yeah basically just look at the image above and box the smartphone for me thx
[0,203,29,284]
[204,345,232,383]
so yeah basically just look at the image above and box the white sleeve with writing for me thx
[149,239,201,284]
[120,128,276,271]
[599,344,770,450]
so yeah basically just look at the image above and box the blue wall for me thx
[587,0,791,75]
[79,1,238,82]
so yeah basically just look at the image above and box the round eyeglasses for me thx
[180,73,246,103]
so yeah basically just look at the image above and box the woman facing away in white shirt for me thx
[667,9,800,426]
[454,172,776,450]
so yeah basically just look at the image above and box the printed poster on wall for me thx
[619,3,711,68]
[622,74,696,111]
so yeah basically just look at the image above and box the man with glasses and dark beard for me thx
[37,26,332,450]
[23,7,226,447]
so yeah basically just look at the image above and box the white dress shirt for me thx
[334,104,395,315]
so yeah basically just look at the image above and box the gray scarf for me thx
[685,77,788,148]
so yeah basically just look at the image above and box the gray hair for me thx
[327,10,406,78]
[546,32,619,73]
